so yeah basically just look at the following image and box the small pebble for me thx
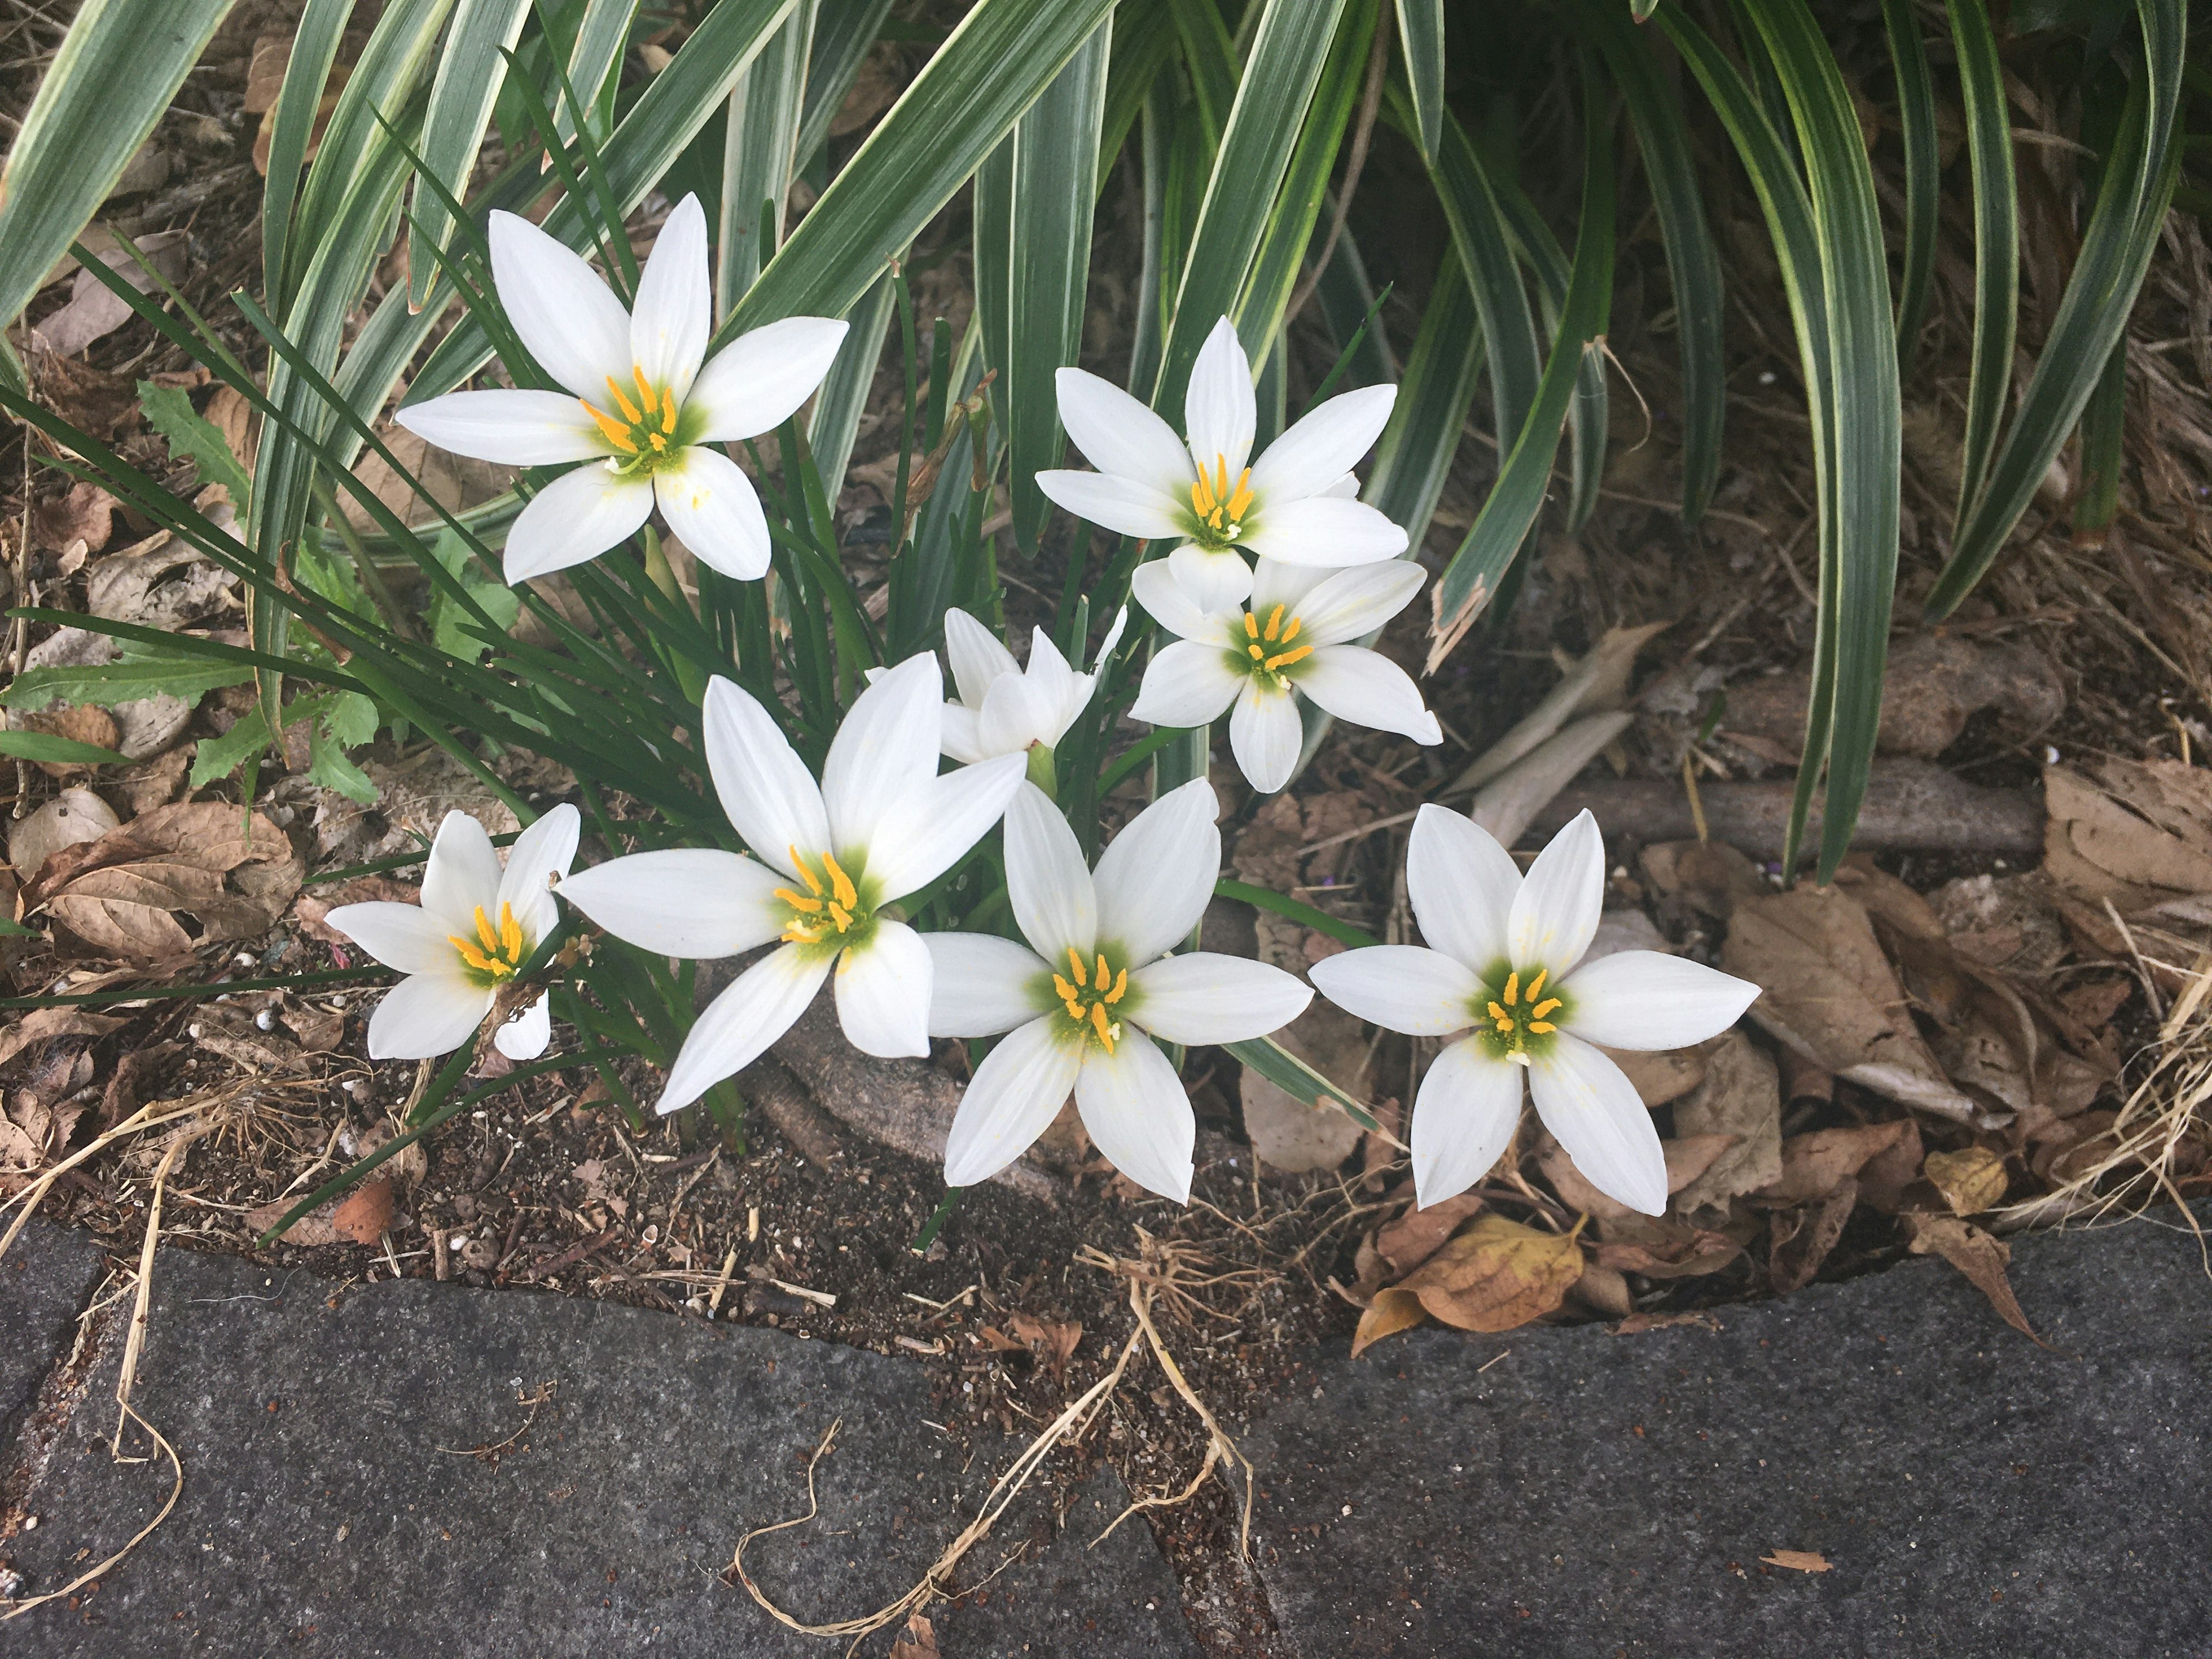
[255,1008,276,1032]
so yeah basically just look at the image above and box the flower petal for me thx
[1183,316,1255,481]
[1128,639,1242,730]
[834,916,931,1058]
[367,972,493,1061]
[1294,646,1441,744]
[1406,804,1518,971]
[1528,1032,1668,1217]
[658,944,831,1113]
[1035,469,1188,540]
[1075,1028,1195,1203]
[1558,950,1761,1051]
[1056,366,1196,491]
[1308,944,1478,1036]
[487,209,632,400]
[493,992,553,1060]
[823,652,942,856]
[975,665,1054,757]
[556,849,786,957]
[860,752,1027,901]
[656,444,770,579]
[1088,605,1128,672]
[497,802,579,942]
[395,389,605,466]
[1248,555,1332,619]
[1168,542,1252,614]
[940,703,985,764]
[1093,776,1220,966]
[942,607,1018,709]
[1238,497,1408,567]
[422,809,503,927]
[1508,808,1605,974]
[688,315,850,442]
[943,1016,1083,1187]
[1283,558,1427,646]
[1228,676,1302,794]
[322,902,455,976]
[502,464,654,582]
[1248,382,1396,504]
[630,193,710,403]
[1409,1037,1524,1207]
[702,675,830,881]
[1127,952,1312,1046]
[1004,781,1096,960]
[1130,558,1217,642]
[925,932,1048,1038]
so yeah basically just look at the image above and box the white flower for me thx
[1309,808,1759,1215]
[1128,554,1440,794]
[556,657,1026,1113]
[395,193,847,585]
[1036,316,1406,615]
[938,605,1127,765]
[929,780,1311,1202]
[326,805,581,1062]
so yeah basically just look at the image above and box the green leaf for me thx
[1393,0,1444,161]
[307,711,380,804]
[261,0,357,306]
[135,381,252,508]
[556,0,639,146]
[407,0,536,308]
[796,0,897,165]
[1099,0,1179,185]
[806,267,897,499]
[1942,0,2017,529]
[718,0,819,313]
[1214,878,1381,950]
[1881,0,1938,374]
[324,688,384,749]
[427,527,520,661]
[0,731,130,767]
[1219,1034,1383,1135]
[2,651,253,710]
[2070,335,2129,539]
[1364,243,1483,552]
[1166,0,1240,151]
[190,709,271,789]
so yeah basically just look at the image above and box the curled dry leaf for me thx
[7,786,119,879]
[30,484,114,553]
[1721,632,2061,762]
[1669,1031,1783,1213]
[1767,1176,1859,1294]
[25,231,188,359]
[1591,1218,1743,1279]
[888,1612,940,1659]
[1536,1132,1737,1222]
[1394,1214,1583,1339]
[1760,1550,1833,1573]
[29,801,304,963]
[1923,1145,2009,1214]
[1640,839,1769,921]
[1756,1120,1916,1205]
[1373,1191,1483,1279]
[1239,1002,1368,1174]
[14,704,120,777]
[2042,758,2212,912]
[0,1005,123,1070]
[245,1175,393,1247]
[1602,1045,1708,1107]
[1902,1213,2048,1347]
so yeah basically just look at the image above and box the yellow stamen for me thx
[827,902,853,931]
[474,906,501,956]
[1248,642,1266,661]
[605,374,641,423]
[1068,947,1089,988]
[1264,604,1283,642]
[1090,1003,1116,1053]
[1053,975,1080,1004]
[1488,1001,1512,1025]
[647,431,668,452]
[1279,616,1301,643]
[1064,998,1085,1021]
[1104,968,1127,1005]
[1243,611,1260,639]
[632,365,658,415]
[1224,469,1254,521]
[1262,644,1313,673]
[1503,972,1520,1007]
[1094,953,1111,990]
[1527,968,1548,1001]
[821,851,859,911]
[661,397,678,434]
[1528,1020,1556,1034]
[789,847,823,896]
[501,903,522,960]
[1530,997,1562,1020]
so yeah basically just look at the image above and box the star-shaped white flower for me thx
[1128,554,1440,794]
[395,193,847,585]
[928,780,1311,1202]
[1309,808,1760,1214]
[556,657,1025,1113]
[326,805,580,1062]
[938,605,1127,766]
[1037,316,1406,614]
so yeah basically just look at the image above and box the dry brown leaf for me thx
[889,1612,940,1658]
[1240,1002,1366,1174]
[24,232,188,359]
[1396,1213,1584,1335]
[1761,1550,1832,1573]
[251,47,350,174]
[87,540,237,631]
[1902,1213,2048,1347]
[2042,758,2212,911]
[1720,631,2059,760]
[1923,1146,2009,1215]
[1570,1261,1633,1318]
[1639,839,1768,920]
[1592,1218,1743,1279]
[1373,1191,1483,1278]
[15,705,119,777]
[32,801,304,962]
[7,787,119,880]
[1670,1031,1783,1211]
[1768,1177,1858,1294]
[246,1175,392,1247]
[1601,1044,1707,1107]
[1350,1285,1429,1358]
[0,1006,122,1070]
[346,426,513,532]
[1007,1313,1083,1381]
[1756,1120,1916,1204]
[1609,1309,1722,1335]
[1536,1132,1735,1221]
[1854,1116,1925,1213]
[31,484,115,554]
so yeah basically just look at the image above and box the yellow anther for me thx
[1224,470,1254,521]
[1528,1020,1556,1035]
[661,398,678,434]
[1503,972,1520,1007]
[821,852,858,911]
[1487,1001,1512,1024]
[1052,975,1080,1004]
[1527,968,1548,1001]
[827,902,853,931]
[1243,612,1260,639]
[1094,953,1111,990]
[1279,616,1301,643]
[1105,968,1127,1005]
[605,375,642,423]
[647,431,668,452]
[1068,947,1089,988]
[1262,644,1313,673]
[789,848,823,895]
[501,903,522,960]
[632,365,658,415]
[474,906,501,955]
[1530,997,1562,1020]
[1090,1003,1116,1053]
[1248,642,1266,661]
[1264,604,1283,642]
[1064,998,1086,1021]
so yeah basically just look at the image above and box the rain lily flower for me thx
[1037,315,1406,614]
[395,193,847,585]
[1309,808,1759,1215]
[928,780,1311,1202]
[327,805,581,1062]
[938,605,1128,779]
[1128,554,1440,794]
[557,657,1026,1112]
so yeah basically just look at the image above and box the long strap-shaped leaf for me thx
[794,0,896,164]
[1881,0,1938,374]
[557,0,640,146]
[1942,0,2017,530]
[0,0,236,391]
[406,0,535,308]
[719,0,820,312]
[1393,0,1445,161]
[262,0,358,306]
[1365,243,1483,552]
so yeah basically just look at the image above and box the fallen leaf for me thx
[1669,1032,1783,1211]
[1639,839,1769,920]
[1760,1550,1832,1573]
[31,484,115,554]
[24,232,188,358]
[1469,711,1633,850]
[88,540,237,631]
[1396,1213,1584,1335]
[1601,1044,1708,1107]
[346,426,513,532]
[109,748,192,816]
[248,1176,393,1247]
[0,1006,122,1070]
[6,787,119,879]
[1853,1116,1925,1213]
[1902,1213,2048,1347]
[1609,1309,1722,1335]
[15,705,120,777]
[1350,1285,1429,1358]
[1373,1191,1483,1278]
[1536,1132,1734,1221]
[1767,1177,1858,1294]
[31,801,304,963]
[2041,757,2212,911]
[1592,1217,1743,1279]
[1923,1145,2009,1215]
[1721,631,2060,760]
[1756,1121,1916,1204]
[1239,1002,1367,1174]
[1571,1260,1633,1318]
[889,1611,940,1658]
[1007,1313,1083,1381]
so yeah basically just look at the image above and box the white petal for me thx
[940,703,986,763]
[1409,1037,1525,1207]
[1088,605,1130,672]
[1003,781,1096,960]
[1406,804,1518,971]
[1130,558,1216,642]
[1558,951,1761,1051]
[1093,776,1219,966]
[655,445,770,579]
[395,389,604,466]
[630,193,710,404]
[1320,472,1360,498]
[493,992,553,1060]
[1294,646,1441,744]
[1183,316,1255,481]
[834,918,931,1058]
[925,932,1048,1038]
[1308,945,1478,1036]
[942,607,1017,709]
[502,464,654,582]
[823,652,941,857]
[497,802,579,943]
[688,315,850,442]
[422,810,502,927]
[366,972,493,1061]
[658,944,830,1113]
[1127,640,1241,730]
[1248,382,1396,504]
[323,902,456,976]
[1056,366,1196,491]
[1282,559,1428,646]
[1528,1032,1668,1217]
[1075,1028,1195,1203]
[1238,497,1408,567]
[556,849,785,957]
[942,1017,1083,1187]
[702,675,830,881]
[1248,555,1332,619]
[1508,808,1606,975]
[1167,542,1252,613]
[1127,952,1311,1046]
[975,667,1054,757]
[860,752,1027,901]
[1228,677,1302,794]
[1021,628,1079,710]
[487,209,632,400]
[1035,469,1188,540]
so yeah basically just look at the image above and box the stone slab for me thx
[1247,1214,2212,1658]
[5,1243,1198,1657]
[0,1215,103,1442]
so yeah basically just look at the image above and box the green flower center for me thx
[1051,945,1132,1054]
[1473,965,1568,1063]
[775,847,876,958]
[579,367,698,478]
[1235,601,1314,691]
[449,902,532,987]
[1185,450,1254,549]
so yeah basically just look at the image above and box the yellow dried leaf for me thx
[1399,1213,1583,1334]
[1761,1550,1832,1573]
[1350,1286,1427,1358]
[1923,1146,2009,1214]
